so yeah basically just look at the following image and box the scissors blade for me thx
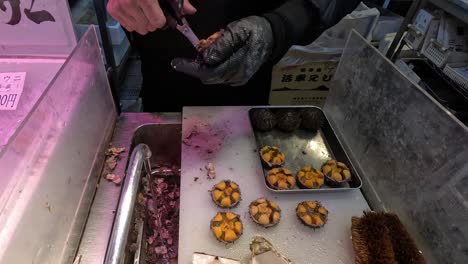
[177,0,183,11]
[176,18,200,48]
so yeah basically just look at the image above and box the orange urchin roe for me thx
[211,212,243,242]
[321,159,351,182]
[260,146,285,167]
[196,32,222,52]
[297,166,325,189]
[296,200,328,228]
[249,198,281,227]
[267,168,295,190]
[211,180,241,208]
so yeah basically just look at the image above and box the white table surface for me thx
[179,106,369,264]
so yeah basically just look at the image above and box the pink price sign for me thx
[0,72,26,111]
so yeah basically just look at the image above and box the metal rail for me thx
[386,0,426,61]
[104,144,152,264]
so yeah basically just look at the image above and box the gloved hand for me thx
[171,16,274,86]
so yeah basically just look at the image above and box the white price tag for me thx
[0,72,26,111]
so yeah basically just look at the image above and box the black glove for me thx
[171,16,274,86]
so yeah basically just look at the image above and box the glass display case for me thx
[0,2,117,261]
[1,0,78,153]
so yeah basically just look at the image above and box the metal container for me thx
[248,106,362,193]
[125,124,182,264]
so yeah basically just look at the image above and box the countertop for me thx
[178,106,369,264]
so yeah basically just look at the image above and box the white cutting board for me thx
[179,106,369,264]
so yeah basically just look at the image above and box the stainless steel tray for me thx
[248,106,362,193]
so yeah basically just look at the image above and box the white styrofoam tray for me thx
[178,106,370,263]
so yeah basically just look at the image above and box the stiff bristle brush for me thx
[351,211,426,264]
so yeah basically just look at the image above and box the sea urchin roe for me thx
[211,180,241,208]
[297,166,325,189]
[296,200,328,228]
[267,168,295,190]
[196,32,222,53]
[211,212,243,243]
[260,146,285,167]
[321,159,352,183]
[249,198,282,227]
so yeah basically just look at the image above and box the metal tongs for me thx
[160,0,200,47]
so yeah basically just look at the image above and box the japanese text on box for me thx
[0,72,26,110]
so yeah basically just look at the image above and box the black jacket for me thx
[131,0,360,111]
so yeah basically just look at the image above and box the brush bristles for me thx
[351,217,370,264]
[351,211,426,264]
[385,213,426,264]
[364,212,397,264]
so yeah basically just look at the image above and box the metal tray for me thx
[248,106,362,193]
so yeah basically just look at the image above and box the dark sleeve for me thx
[263,0,362,63]
[263,0,319,63]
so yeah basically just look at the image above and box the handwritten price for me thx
[0,72,26,111]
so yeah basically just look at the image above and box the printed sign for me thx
[269,61,337,106]
[271,62,336,90]
[0,72,26,110]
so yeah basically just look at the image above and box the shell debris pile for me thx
[103,147,125,185]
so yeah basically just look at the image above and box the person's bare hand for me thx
[107,0,197,35]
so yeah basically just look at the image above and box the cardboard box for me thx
[268,3,380,106]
